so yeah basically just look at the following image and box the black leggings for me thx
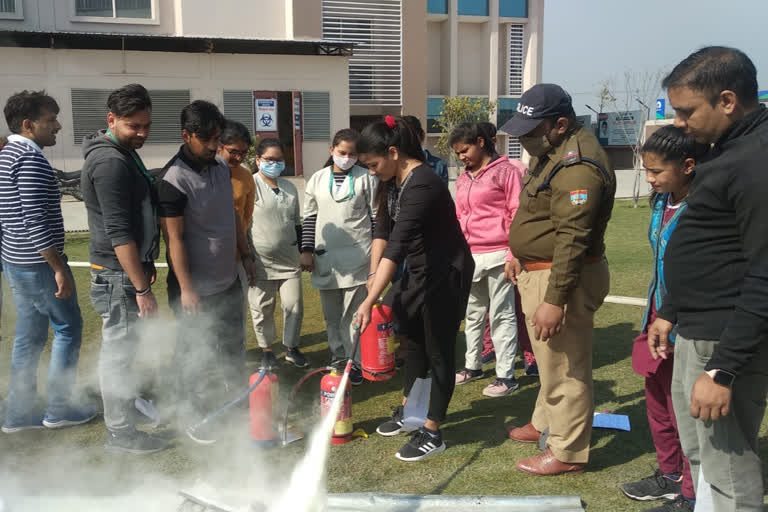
[399,267,471,423]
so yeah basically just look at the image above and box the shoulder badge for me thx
[570,189,588,205]
[562,149,581,166]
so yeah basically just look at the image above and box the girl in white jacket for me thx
[300,129,377,385]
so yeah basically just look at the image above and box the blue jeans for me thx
[3,261,83,423]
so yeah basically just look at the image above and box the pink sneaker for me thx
[455,368,483,385]
[482,378,520,397]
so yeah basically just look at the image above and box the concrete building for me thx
[320,0,543,161]
[0,0,350,176]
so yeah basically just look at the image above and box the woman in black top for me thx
[355,115,474,462]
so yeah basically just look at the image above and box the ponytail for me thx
[359,116,427,213]
[357,115,426,163]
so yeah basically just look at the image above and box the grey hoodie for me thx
[81,130,159,270]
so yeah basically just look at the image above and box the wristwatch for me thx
[706,369,735,387]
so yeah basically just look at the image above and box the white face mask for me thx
[332,154,357,171]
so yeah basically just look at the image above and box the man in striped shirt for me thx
[0,91,96,433]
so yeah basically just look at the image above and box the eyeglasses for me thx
[222,146,248,158]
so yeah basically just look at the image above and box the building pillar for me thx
[402,0,427,122]
[448,0,459,96]
[488,0,500,124]
[523,0,544,89]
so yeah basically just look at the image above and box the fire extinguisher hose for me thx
[280,366,329,445]
[187,368,268,436]
[281,328,362,445]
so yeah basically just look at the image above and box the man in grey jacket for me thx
[81,83,168,454]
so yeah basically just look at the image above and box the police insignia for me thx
[570,189,588,205]
[562,150,580,165]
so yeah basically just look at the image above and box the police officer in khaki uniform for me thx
[500,84,615,476]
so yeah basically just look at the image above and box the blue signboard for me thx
[655,98,665,120]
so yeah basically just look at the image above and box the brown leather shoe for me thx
[506,422,540,443]
[515,448,585,476]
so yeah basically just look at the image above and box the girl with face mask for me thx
[249,138,308,369]
[449,122,527,398]
[355,115,474,462]
[301,128,377,385]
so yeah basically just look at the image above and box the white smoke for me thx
[0,305,328,512]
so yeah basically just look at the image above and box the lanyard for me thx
[328,170,355,202]
[106,129,154,184]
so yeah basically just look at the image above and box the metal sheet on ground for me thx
[325,493,585,511]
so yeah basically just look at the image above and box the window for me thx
[508,24,525,96]
[0,0,23,19]
[458,0,489,16]
[507,137,522,160]
[223,90,255,135]
[73,0,154,21]
[427,0,447,15]
[302,92,331,141]
[322,0,402,107]
[71,88,190,145]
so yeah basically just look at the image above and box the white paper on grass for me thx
[402,377,431,429]
[694,468,714,512]
[134,397,160,424]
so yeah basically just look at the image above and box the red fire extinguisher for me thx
[320,369,353,445]
[360,303,397,381]
[249,371,278,444]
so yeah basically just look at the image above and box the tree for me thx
[243,134,261,173]
[598,71,663,207]
[434,96,497,163]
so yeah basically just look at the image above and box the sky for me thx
[542,0,768,118]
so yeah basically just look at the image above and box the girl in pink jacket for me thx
[450,122,525,397]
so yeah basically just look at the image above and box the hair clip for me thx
[384,115,397,129]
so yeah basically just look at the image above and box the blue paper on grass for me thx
[592,412,631,431]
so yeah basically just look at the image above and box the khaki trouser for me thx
[319,285,367,363]
[248,277,304,349]
[517,259,610,463]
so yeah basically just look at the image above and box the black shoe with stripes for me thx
[395,427,446,462]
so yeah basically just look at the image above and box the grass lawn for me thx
[0,199,765,511]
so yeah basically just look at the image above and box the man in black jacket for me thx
[82,84,168,454]
[648,47,768,511]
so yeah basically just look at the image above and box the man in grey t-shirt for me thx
[158,100,256,445]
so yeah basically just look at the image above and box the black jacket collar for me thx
[715,104,768,151]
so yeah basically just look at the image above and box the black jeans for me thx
[168,276,245,420]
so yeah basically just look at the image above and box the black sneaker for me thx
[395,427,446,462]
[349,365,364,386]
[481,351,496,364]
[377,405,417,437]
[105,429,169,454]
[285,347,309,368]
[621,470,682,501]
[261,350,278,370]
[186,423,217,445]
[525,363,539,377]
[643,496,694,512]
